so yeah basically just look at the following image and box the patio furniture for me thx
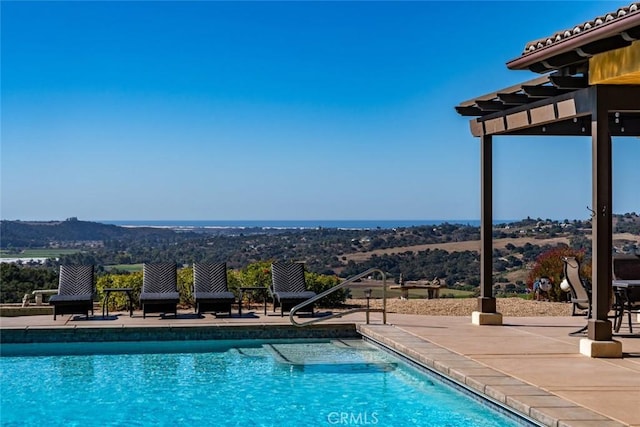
[270,262,316,317]
[193,262,236,316]
[239,286,268,316]
[140,263,179,318]
[613,280,640,333]
[102,287,134,317]
[31,289,59,306]
[389,283,440,300]
[612,255,640,333]
[49,265,95,320]
[562,257,592,335]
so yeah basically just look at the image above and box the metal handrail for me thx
[289,267,387,327]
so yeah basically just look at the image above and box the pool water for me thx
[1,339,527,426]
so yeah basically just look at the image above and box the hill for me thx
[0,217,179,249]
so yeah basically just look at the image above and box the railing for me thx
[289,268,387,327]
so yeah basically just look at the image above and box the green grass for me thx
[104,264,144,272]
[0,248,81,258]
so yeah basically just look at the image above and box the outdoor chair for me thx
[193,262,236,316]
[612,254,640,333]
[49,265,95,320]
[140,263,180,318]
[270,262,316,317]
[562,257,592,335]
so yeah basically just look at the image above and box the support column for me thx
[581,96,620,357]
[473,134,501,325]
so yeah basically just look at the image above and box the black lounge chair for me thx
[562,257,592,335]
[49,265,95,320]
[193,262,236,316]
[140,263,179,318]
[270,262,316,317]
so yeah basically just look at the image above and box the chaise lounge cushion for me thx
[272,291,316,301]
[193,291,235,301]
[49,294,93,303]
[139,292,179,302]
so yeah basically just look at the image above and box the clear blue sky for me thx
[2,1,638,222]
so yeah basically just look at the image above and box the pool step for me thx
[330,339,377,350]
[230,347,268,358]
[263,343,397,373]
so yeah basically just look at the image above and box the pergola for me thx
[455,3,640,357]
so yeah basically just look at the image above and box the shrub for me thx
[526,246,590,302]
[96,271,143,311]
[96,267,194,311]
[304,272,347,307]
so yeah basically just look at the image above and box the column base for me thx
[579,338,622,358]
[471,311,503,325]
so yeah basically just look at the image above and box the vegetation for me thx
[1,214,638,305]
[526,247,590,302]
[0,249,82,258]
[0,263,58,303]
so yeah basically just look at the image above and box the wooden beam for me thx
[549,75,589,89]
[457,75,550,108]
[580,35,633,56]
[522,85,570,98]
[590,42,640,85]
[476,100,510,111]
[455,106,488,117]
[497,93,531,105]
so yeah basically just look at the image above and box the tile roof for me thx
[522,2,639,55]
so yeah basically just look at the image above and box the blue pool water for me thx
[1,339,528,426]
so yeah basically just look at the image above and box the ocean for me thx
[99,219,515,230]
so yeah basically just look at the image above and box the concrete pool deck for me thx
[1,309,639,427]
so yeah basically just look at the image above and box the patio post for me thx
[580,89,621,357]
[472,134,502,325]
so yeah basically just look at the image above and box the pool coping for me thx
[357,324,626,427]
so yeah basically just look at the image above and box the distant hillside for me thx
[0,217,178,248]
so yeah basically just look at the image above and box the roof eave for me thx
[506,13,640,71]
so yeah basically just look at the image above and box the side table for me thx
[239,287,269,315]
[102,287,134,317]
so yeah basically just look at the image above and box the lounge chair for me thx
[49,265,95,320]
[193,262,236,316]
[140,263,180,318]
[270,262,316,317]
[562,257,592,334]
[612,254,640,333]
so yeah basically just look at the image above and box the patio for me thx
[2,310,639,426]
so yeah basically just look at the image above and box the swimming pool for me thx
[1,339,532,426]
